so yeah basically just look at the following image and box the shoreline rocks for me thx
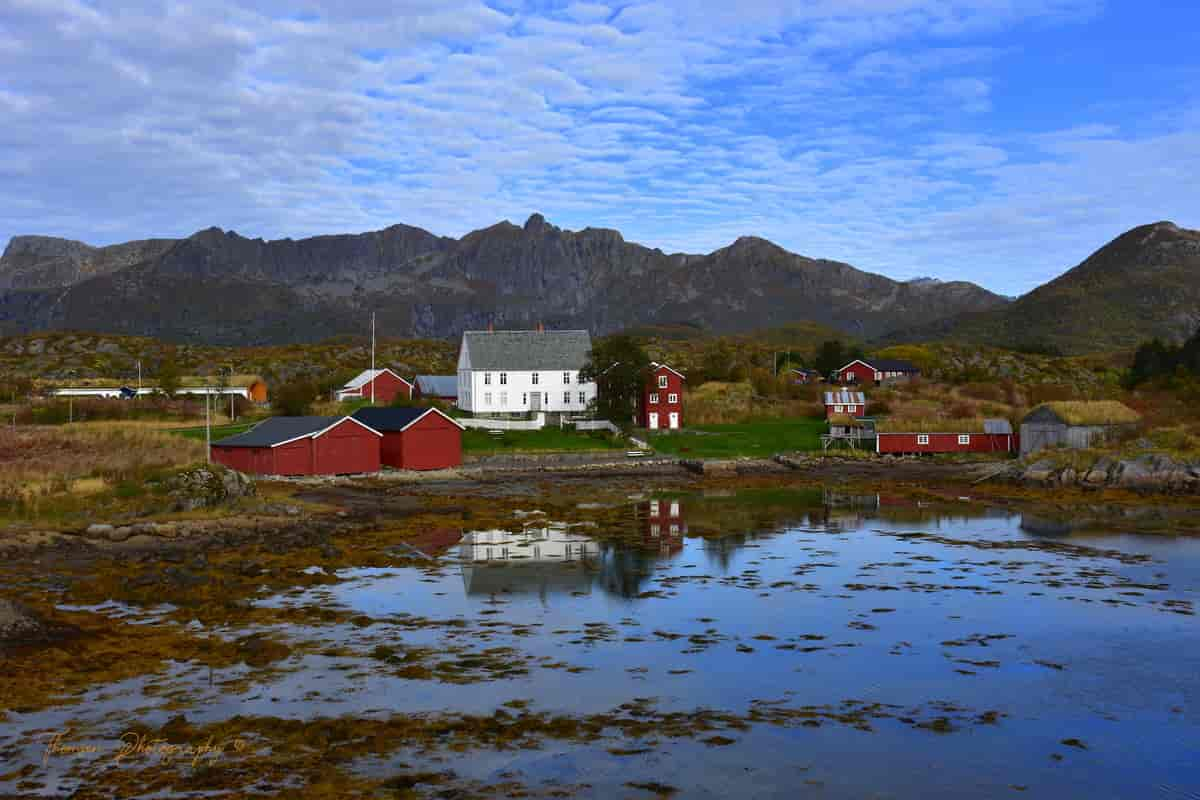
[1018,453,1200,493]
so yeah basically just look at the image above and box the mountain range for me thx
[0,216,1196,353]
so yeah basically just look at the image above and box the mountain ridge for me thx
[0,214,1008,345]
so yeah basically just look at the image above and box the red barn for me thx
[640,497,686,555]
[211,416,382,476]
[824,389,866,419]
[835,359,920,385]
[352,406,464,470]
[336,369,413,404]
[875,419,1015,455]
[637,363,685,430]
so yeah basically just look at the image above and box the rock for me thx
[166,466,254,512]
[85,523,114,537]
[107,526,133,542]
[0,598,78,644]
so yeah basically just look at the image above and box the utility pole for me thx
[371,311,376,405]
[205,390,211,463]
[136,360,142,395]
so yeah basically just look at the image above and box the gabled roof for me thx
[414,375,458,396]
[341,368,412,391]
[352,406,465,432]
[213,415,381,448]
[649,362,686,380]
[837,358,920,373]
[983,418,1014,434]
[213,416,339,448]
[824,390,866,405]
[1023,401,1141,426]
[461,330,592,371]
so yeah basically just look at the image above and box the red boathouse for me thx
[336,368,414,404]
[875,418,1016,455]
[352,406,464,470]
[211,416,382,476]
[637,363,685,430]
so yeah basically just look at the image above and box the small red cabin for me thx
[211,416,382,476]
[352,406,464,470]
[836,359,920,385]
[638,363,685,430]
[824,389,866,419]
[336,369,414,404]
[875,419,1015,455]
[641,497,685,555]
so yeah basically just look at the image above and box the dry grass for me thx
[1033,401,1141,426]
[875,416,991,434]
[684,381,754,425]
[0,423,206,517]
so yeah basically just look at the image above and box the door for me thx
[530,392,541,411]
[668,412,679,429]
[648,412,659,430]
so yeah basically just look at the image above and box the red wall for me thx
[389,413,462,470]
[824,401,865,419]
[837,362,876,385]
[211,440,310,475]
[877,433,1014,454]
[639,367,684,429]
[363,372,412,404]
[313,419,380,474]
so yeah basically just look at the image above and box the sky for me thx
[1,0,1198,296]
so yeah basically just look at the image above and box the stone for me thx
[107,526,133,542]
[85,523,114,537]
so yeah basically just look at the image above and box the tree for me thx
[272,377,318,416]
[578,335,651,424]
[157,355,181,397]
[814,340,846,379]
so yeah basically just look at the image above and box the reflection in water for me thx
[459,523,601,597]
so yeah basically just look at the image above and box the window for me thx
[578,391,586,405]
[543,392,548,405]
[484,372,491,385]
[958,434,971,445]
[668,393,678,404]
[875,372,883,381]
[499,392,508,405]
[563,372,571,384]
[650,500,659,515]
[531,372,539,385]
[649,393,659,404]
[917,434,930,445]
[484,392,493,405]
[847,405,857,413]
[658,375,668,388]
[499,372,507,385]
[834,405,844,413]
[563,392,570,404]
[650,524,661,538]
[669,524,680,535]
[670,502,679,517]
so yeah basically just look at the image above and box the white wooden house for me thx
[456,329,597,416]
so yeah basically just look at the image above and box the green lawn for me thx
[463,427,625,454]
[646,418,827,458]
[170,421,259,441]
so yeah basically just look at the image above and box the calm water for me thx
[4,487,1200,798]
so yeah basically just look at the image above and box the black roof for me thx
[351,406,429,432]
[212,416,339,448]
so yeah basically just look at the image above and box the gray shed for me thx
[1019,402,1141,457]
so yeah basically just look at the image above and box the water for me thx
[4,486,1199,797]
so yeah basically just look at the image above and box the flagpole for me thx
[371,311,376,405]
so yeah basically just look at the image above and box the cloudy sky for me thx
[1,0,1198,295]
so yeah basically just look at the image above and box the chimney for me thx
[487,322,494,333]
[537,322,544,333]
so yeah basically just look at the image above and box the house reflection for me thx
[638,497,687,555]
[459,523,601,598]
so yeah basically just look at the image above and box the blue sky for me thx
[1,0,1197,296]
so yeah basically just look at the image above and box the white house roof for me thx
[650,362,686,380]
[341,368,410,390]
[824,390,866,405]
[461,330,592,371]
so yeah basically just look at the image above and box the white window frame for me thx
[649,392,659,404]
[484,372,491,385]
[917,434,930,445]
[521,392,527,405]
[847,405,857,413]
[958,434,971,445]
[499,372,507,385]
[563,391,570,404]
[499,392,507,405]
[668,393,678,403]
[578,391,586,405]
[834,405,844,413]
[563,371,571,384]
[484,392,493,405]
[658,375,669,388]
[650,500,659,515]
[531,372,540,385]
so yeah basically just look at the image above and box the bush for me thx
[272,379,318,416]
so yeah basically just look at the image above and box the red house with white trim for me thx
[835,359,920,386]
[875,419,1015,454]
[824,389,866,419]
[336,369,413,404]
[211,416,382,476]
[352,406,464,470]
[638,363,685,430]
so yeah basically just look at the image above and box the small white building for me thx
[456,329,597,416]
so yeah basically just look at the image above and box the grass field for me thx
[646,418,827,458]
[463,427,624,454]
[171,421,259,441]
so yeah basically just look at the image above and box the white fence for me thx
[458,413,547,431]
[566,418,620,434]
